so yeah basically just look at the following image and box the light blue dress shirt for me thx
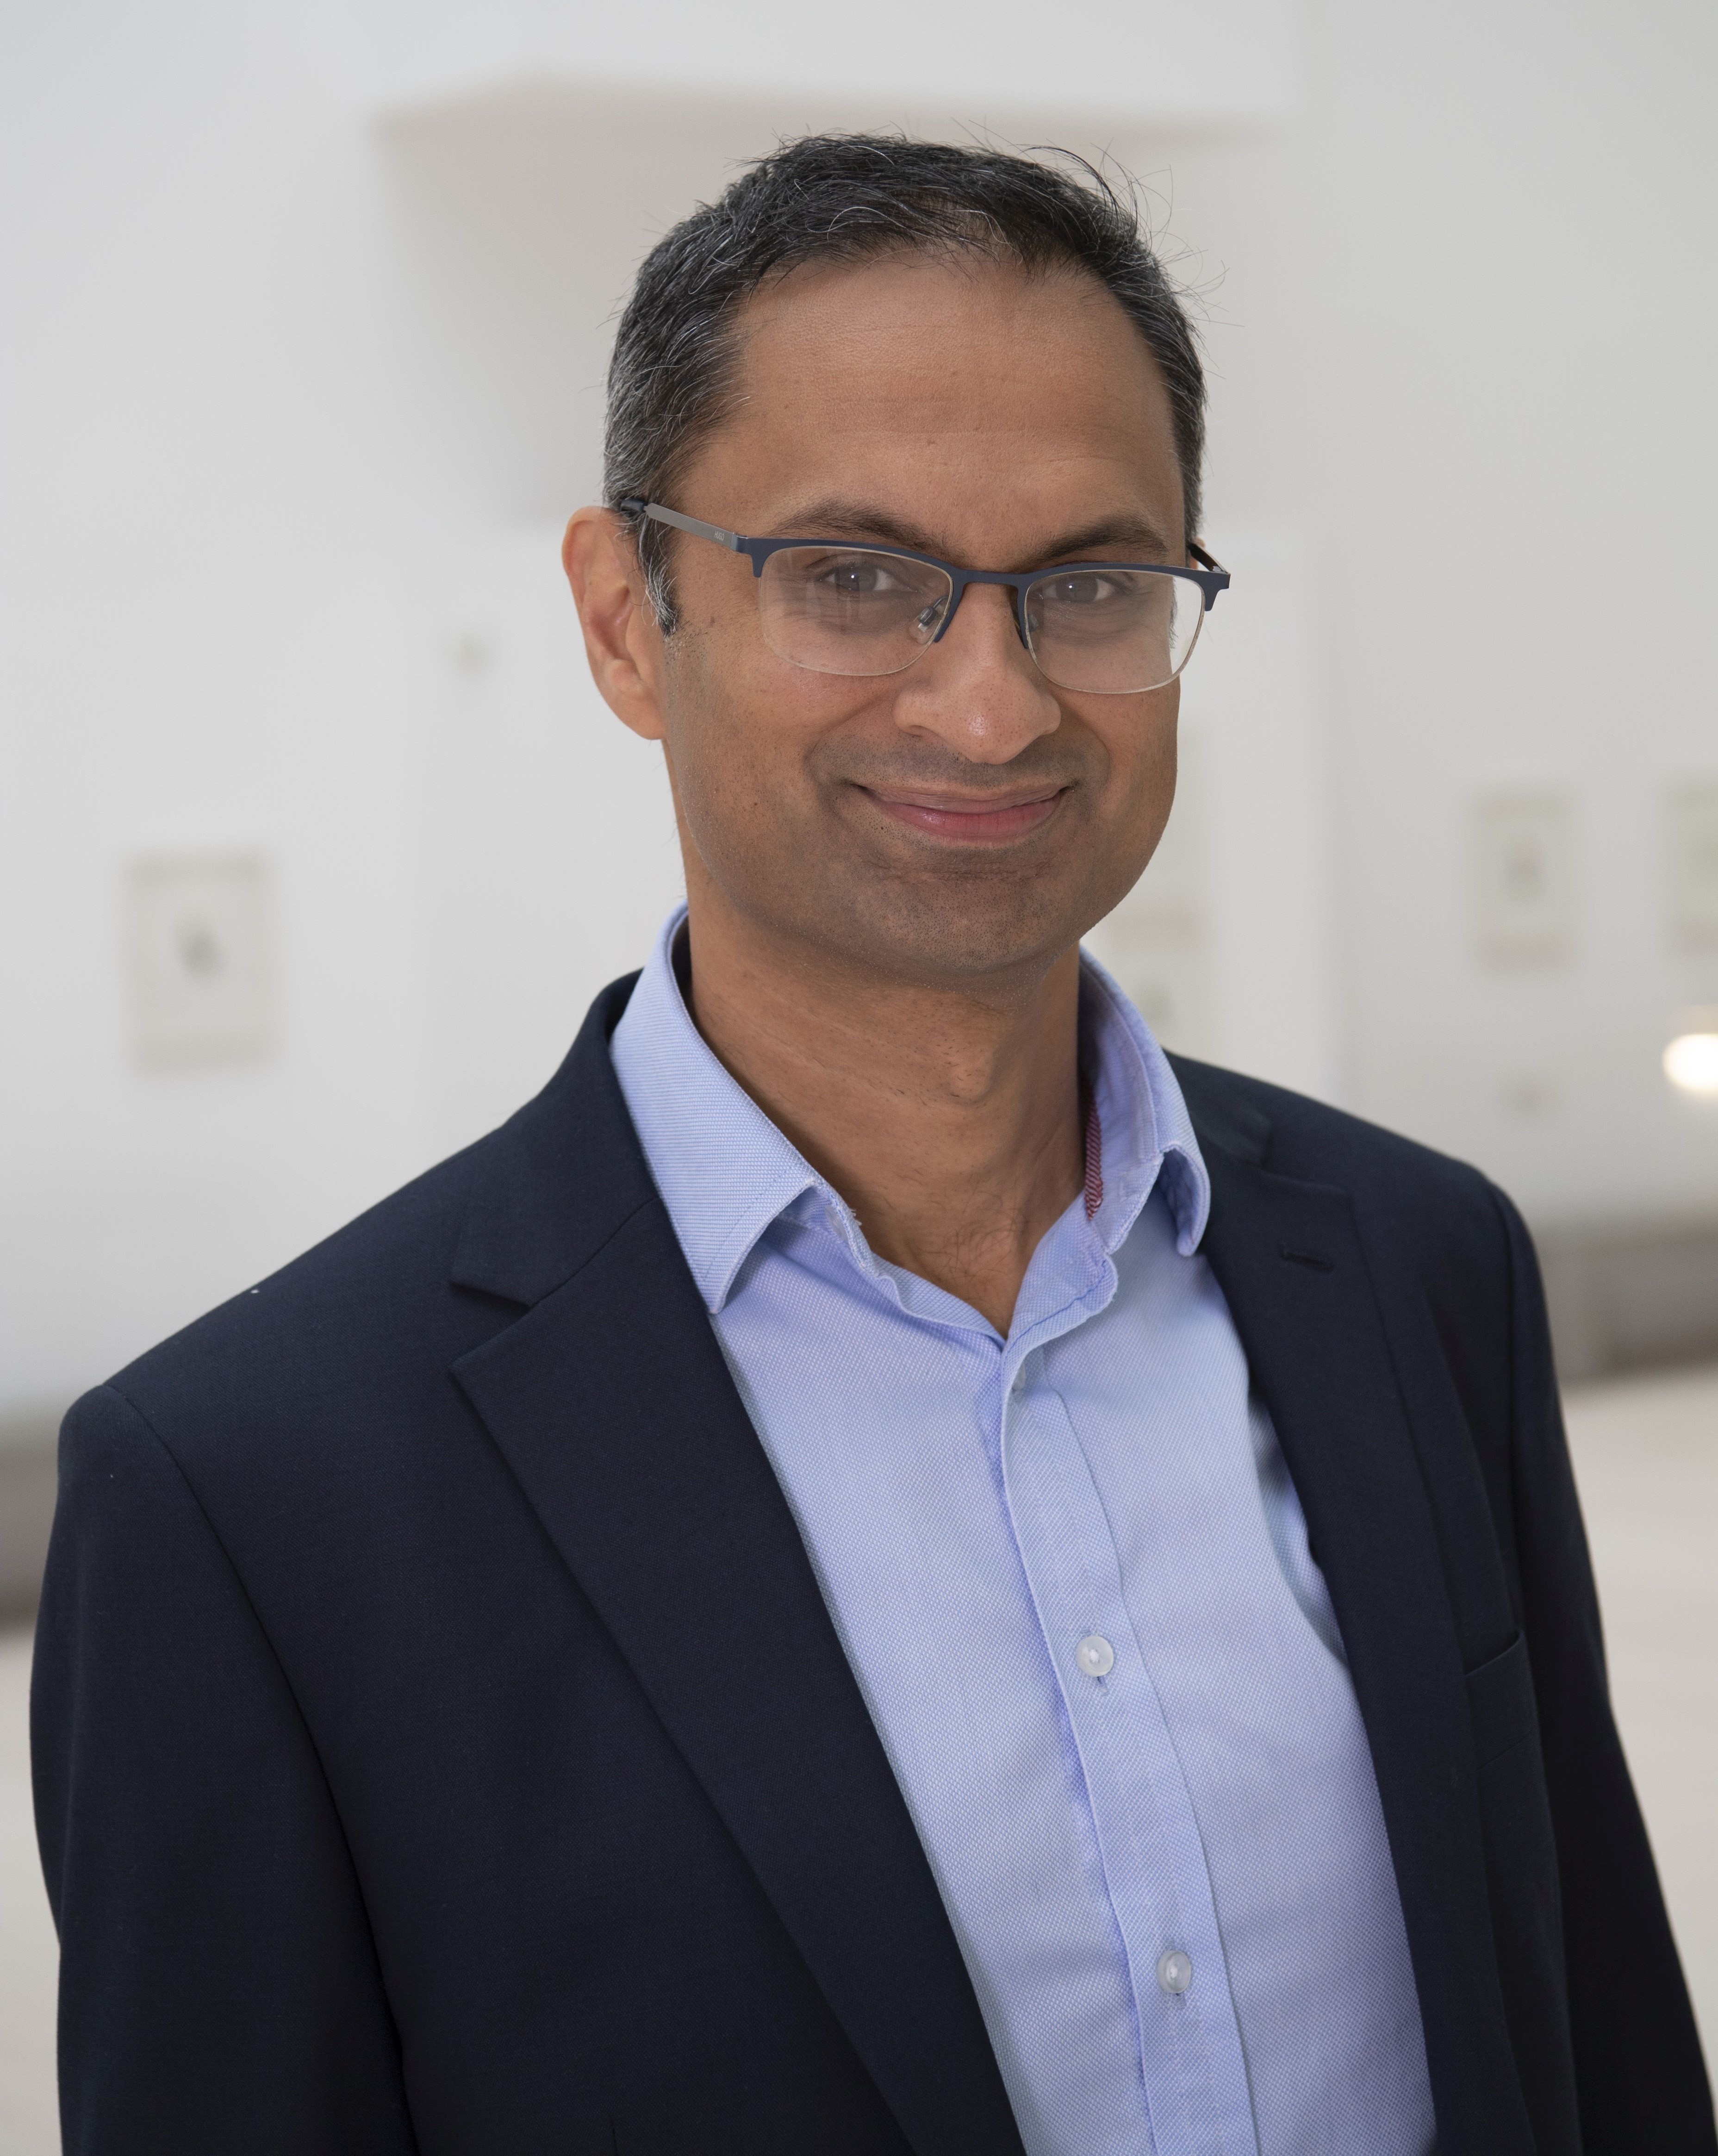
[612,908,1435,2156]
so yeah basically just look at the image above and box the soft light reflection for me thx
[1663,1028,1718,1098]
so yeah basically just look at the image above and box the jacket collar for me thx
[448,975,653,1308]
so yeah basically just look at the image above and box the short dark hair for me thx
[604,134,1206,629]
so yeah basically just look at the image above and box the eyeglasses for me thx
[620,499,1230,696]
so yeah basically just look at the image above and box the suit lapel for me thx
[449,990,1024,2156]
[1183,1090,1536,2153]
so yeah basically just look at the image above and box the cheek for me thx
[1139,698,1180,803]
[658,625,837,854]
[1133,703,1180,843]
[1082,696,1178,904]
[1078,688,1178,820]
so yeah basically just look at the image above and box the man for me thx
[32,137,1713,2156]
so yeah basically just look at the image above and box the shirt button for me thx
[1158,1949,1194,1995]
[1075,1634,1115,1678]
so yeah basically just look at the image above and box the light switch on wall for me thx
[124,852,275,1066]
[1471,792,1577,965]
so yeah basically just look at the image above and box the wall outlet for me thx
[1471,792,1577,964]
[124,852,275,1066]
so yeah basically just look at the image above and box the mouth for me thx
[860,785,1068,845]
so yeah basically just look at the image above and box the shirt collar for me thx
[609,904,1211,1315]
[1077,944,1212,1260]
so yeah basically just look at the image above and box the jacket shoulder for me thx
[100,981,650,1436]
[1168,1053,1509,1250]
[98,1125,508,1432]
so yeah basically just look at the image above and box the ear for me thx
[562,507,669,742]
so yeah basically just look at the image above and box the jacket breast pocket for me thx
[1466,1629,1540,1770]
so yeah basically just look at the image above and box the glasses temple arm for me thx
[616,498,743,552]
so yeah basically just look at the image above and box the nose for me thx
[889,581,1063,765]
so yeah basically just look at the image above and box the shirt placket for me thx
[999,1333,1261,2156]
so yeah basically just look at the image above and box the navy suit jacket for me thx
[32,979,1716,2154]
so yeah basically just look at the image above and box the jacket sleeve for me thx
[31,1384,419,2156]
[1496,1190,1717,2153]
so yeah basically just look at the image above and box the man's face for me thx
[607,251,1189,991]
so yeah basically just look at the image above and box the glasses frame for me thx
[619,498,1230,692]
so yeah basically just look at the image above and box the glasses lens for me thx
[757,547,953,677]
[1024,567,1205,694]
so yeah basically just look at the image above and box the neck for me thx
[679,891,1085,1336]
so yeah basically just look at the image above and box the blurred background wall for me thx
[5,0,1717,1462]
[2,0,1716,2137]
[4,0,1717,1440]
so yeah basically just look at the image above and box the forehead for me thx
[683,251,1184,548]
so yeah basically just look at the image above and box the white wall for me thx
[0,3,426,1406]
[407,522,681,1150]
[1286,0,1718,1221]
[3,0,1714,1415]
[341,0,1301,124]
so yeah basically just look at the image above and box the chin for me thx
[808,876,1089,986]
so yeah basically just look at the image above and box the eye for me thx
[1040,571,1124,608]
[814,556,911,597]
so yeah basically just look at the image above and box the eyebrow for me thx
[766,497,1176,568]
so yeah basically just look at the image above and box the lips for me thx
[864,787,1065,844]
